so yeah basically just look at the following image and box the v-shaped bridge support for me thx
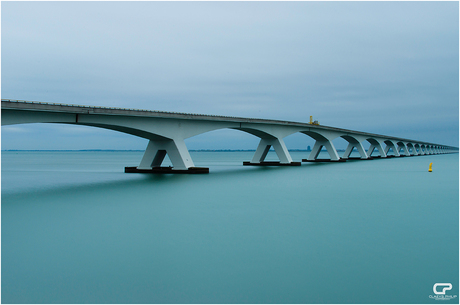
[244,137,301,166]
[125,139,208,173]
[138,139,194,170]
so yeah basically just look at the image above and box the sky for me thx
[1,1,458,150]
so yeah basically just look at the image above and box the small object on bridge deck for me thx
[309,115,320,125]
[125,166,209,174]
[429,163,433,172]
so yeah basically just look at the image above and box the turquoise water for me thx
[2,151,459,304]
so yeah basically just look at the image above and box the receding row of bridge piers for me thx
[128,134,457,174]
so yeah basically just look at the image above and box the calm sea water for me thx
[2,151,459,304]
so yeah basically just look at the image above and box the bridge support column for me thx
[138,139,195,170]
[367,140,387,158]
[425,146,430,155]
[407,144,418,156]
[126,139,208,173]
[397,143,411,156]
[342,141,368,160]
[244,138,300,166]
[385,141,400,157]
[420,146,426,155]
[305,140,341,161]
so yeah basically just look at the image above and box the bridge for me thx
[2,99,458,173]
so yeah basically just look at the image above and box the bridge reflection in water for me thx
[2,99,457,174]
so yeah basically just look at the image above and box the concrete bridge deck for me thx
[2,99,457,173]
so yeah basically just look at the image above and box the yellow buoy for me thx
[429,163,433,172]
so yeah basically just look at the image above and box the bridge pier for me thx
[303,140,342,162]
[406,143,418,156]
[414,144,423,155]
[421,145,427,155]
[300,130,343,162]
[367,139,387,158]
[424,146,430,155]
[244,137,301,166]
[341,135,369,160]
[384,140,401,157]
[397,142,411,156]
[127,139,209,173]
[342,142,368,159]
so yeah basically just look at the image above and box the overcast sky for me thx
[2,1,458,150]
